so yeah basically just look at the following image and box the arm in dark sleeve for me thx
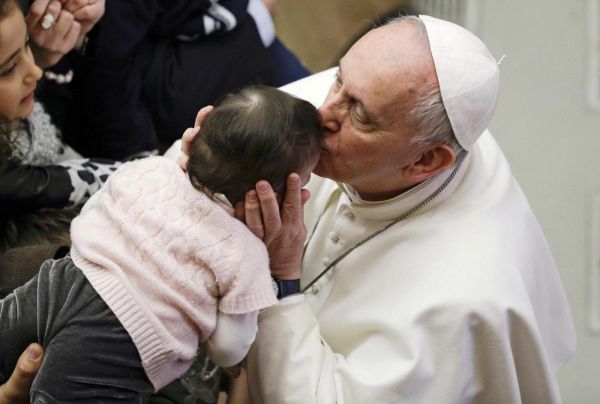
[70,0,254,159]
[0,157,120,213]
[0,160,73,213]
[69,0,160,159]
[155,0,251,38]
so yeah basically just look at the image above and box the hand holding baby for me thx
[0,344,44,404]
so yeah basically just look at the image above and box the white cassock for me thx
[246,69,576,404]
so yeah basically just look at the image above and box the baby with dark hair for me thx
[188,85,322,203]
[0,86,322,402]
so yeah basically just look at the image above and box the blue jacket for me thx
[45,0,275,159]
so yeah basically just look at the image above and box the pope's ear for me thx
[403,144,456,183]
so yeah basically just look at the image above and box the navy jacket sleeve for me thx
[70,0,252,159]
[155,0,250,37]
[71,0,160,159]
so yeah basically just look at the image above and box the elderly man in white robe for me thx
[0,14,576,404]
[236,14,576,404]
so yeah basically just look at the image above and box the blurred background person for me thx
[32,0,310,160]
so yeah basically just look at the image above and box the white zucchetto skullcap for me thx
[420,15,500,150]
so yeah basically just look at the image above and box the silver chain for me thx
[301,154,466,293]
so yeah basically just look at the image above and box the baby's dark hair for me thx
[187,86,323,204]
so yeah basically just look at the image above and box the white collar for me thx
[338,152,471,221]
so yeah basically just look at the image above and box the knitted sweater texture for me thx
[70,157,276,389]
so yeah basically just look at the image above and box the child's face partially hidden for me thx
[0,8,42,120]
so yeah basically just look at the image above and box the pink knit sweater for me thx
[70,157,276,390]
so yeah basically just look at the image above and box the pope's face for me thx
[315,22,437,201]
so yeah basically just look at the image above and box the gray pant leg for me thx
[0,270,39,382]
[0,256,153,403]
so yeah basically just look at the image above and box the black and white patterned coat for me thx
[1,102,121,214]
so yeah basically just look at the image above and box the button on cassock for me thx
[343,209,355,220]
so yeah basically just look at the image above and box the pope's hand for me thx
[238,175,310,280]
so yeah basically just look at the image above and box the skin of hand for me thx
[177,105,214,171]
[227,367,251,404]
[60,0,105,40]
[239,175,310,280]
[26,0,81,68]
[0,343,44,404]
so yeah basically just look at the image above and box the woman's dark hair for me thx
[187,85,323,204]
[0,0,18,18]
[0,119,19,160]
[0,0,22,160]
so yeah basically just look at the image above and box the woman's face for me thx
[0,8,42,120]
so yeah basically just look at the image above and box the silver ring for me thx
[41,12,55,30]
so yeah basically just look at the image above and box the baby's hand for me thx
[194,105,214,128]
[177,106,214,171]
[177,127,200,172]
